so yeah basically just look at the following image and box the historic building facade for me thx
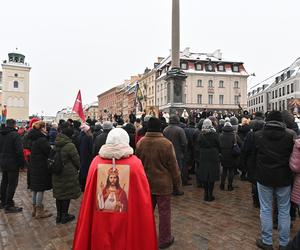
[0,51,31,121]
[155,48,249,113]
[247,57,300,114]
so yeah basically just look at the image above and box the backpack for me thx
[48,147,64,175]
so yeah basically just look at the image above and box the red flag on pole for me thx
[72,90,86,122]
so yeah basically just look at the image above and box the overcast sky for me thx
[1,0,300,116]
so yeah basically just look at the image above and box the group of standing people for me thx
[1,108,300,249]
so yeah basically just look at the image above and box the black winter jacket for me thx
[28,129,52,191]
[92,130,110,157]
[0,127,24,171]
[254,121,294,187]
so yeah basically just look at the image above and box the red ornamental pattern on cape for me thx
[72,90,86,122]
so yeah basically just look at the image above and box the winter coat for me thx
[0,127,24,171]
[219,126,241,169]
[79,131,93,178]
[290,138,300,204]
[194,131,220,182]
[136,132,181,195]
[28,129,52,191]
[49,128,58,146]
[184,126,197,165]
[238,124,251,142]
[254,121,294,188]
[92,130,110,157]
[73,147,157,250]
[163,124,187,163]
[123,123,136,151]
[52,134,81,200]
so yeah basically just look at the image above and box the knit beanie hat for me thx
[224,122,232,127]
[230,116,239,126]
[169,115,180,124]
[219,119,225,126]
[147,117,161,132]
[106,128,129,145]
[202,119,213,130]
[103,121,113,131]
[266,110,283,122]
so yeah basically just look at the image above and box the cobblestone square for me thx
[0,172,299,250]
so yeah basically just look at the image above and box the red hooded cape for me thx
[73,155,157,250]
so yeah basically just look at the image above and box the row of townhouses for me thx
[97,48,249,121]
[248,58,300,114]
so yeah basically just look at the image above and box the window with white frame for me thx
[197,79,203,87]
[234,81,239,88]
[219,95,224,104]
[181,62,188,70]
[197,94,202,104]
[219,80,224,88]
[208,95,213,104]
[208,80,213,87]
[234,95,239,104]
[195,63,202,71]
[232,65,239,72]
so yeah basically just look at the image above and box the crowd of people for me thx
[0,108,300,249]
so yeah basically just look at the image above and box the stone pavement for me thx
[0,172,299,250]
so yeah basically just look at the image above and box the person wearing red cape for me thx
[73,128,157,250]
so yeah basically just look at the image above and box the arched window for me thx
[14,81,19,88]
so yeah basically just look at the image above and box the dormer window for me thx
[205,64,214,72]
[195,63,202,71]
[218,64,225,72]
[281,73,285,81]
[9,57,13,62]
[275,77,279,84]
[287,70,291,78]
[232,65,239,72]
[181,62,188,70]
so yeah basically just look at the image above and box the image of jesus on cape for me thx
[98,167,128,212]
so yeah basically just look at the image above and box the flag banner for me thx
[72,90,86,122]
[135,82,143,112]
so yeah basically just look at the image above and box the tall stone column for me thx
[166,0,187,113]
[171,0,180,69]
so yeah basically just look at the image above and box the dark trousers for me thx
[0,170,19,207]
[221,167,234,186]
[252,183,260,205]
[152,195,171,247]
[203,182,215,199]
[177,157,189,184]
[56,199,71,215]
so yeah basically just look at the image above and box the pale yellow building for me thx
[0,51,31,121]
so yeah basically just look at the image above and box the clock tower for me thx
[1,50,31,121]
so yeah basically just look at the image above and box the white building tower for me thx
[1,50,31,121]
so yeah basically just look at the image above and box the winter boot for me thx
[220,183,225,191]
[228,185,233,191]
[32,204,36,217]
[35,205,52,219]
[61,213,75,224]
